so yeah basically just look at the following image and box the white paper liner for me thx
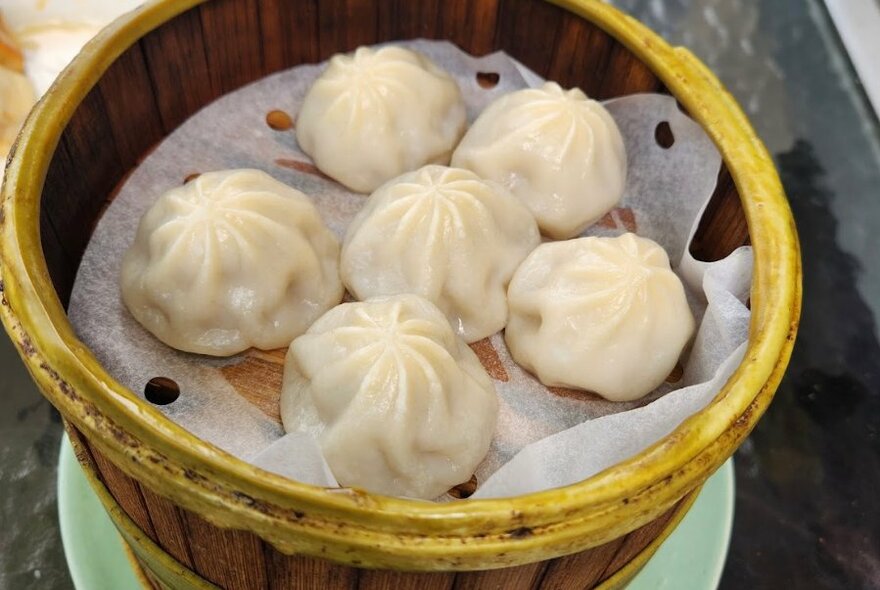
[68,40,752,499]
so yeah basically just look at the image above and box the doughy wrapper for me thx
[68,40,751,499]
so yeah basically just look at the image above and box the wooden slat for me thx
[546,15,614,98]
[437,0,501,56]
[50,87,123,267]
[689,165,749,262]
[40,140,89,306]
[494,0,563,76]
[598,506,678,582]
[183,510,269,590]
[38,200,76,307]
[318,0,380,59]
[97,44,165,169]
[199,0,266,94]
[376,0,441,41]
[260,0,320,73]
[89,446,159,543]
[139,484,196,568]
[597,40,662,99]
[266,551,357,589]
[537,538,625,590]
[140,7,219,133]
[453,561,547,590]
[358,570,454,590]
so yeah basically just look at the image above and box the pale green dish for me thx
[628,457,735,590]
[58,436,734,589]
[58,437,143,590]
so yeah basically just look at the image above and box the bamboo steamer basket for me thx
[0,0,801,588]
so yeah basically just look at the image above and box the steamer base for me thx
[58,436,734,590]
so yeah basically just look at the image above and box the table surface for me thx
[2,1,879,589]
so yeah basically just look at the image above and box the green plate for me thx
[628,455,735,589]
[58,436,734,589]
[57,438,143,590]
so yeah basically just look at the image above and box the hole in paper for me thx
[655,121,675,149]
[665,362,684,384]
[145,377,180,405]
[476,72,500,89]
[266,109,294,131]
[448,474,478,499]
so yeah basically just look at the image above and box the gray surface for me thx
[2,0,880,588]
[0,335,68,589]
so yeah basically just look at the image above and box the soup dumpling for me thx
[121,169,343,356]
[341,165,540,342]
[452,82,626,239]
[505,233,694,401]
[281,294,498,499]
[297,46,467,193]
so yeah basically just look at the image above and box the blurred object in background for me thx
[0,13,35,161]
[1,0,140,163]
[1,0,141,96]
[823,0,880,118]
[0,13,26,71]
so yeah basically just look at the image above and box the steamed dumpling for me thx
[341,165,540,342]
[296,46,467,193]
[121,169,343,356]
[452,82,626,239]
[506,234,694,401]
[281,294,498,499]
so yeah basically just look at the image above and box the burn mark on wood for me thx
[468,338,509,381]
[274,158,332,181]
[596,207,637,232]
[547,385,604,401]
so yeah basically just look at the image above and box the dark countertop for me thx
[2,1,879,588]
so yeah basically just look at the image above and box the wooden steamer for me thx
[0,0,801,588]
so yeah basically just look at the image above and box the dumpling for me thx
[341,165,540,342]
[296,46,466,193]
[451,82,626,239]
[121,169,343,356]
[505,233,694,401]
[281,294,498,499]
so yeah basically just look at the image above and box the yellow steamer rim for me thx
[0,0,800,571]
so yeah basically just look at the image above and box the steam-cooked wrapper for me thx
[120,169,343,356]
[296,46,467,193]
[452,82,626,239]
[341,165,541,342]
[505,233,695,401]
[281,294,499,499]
